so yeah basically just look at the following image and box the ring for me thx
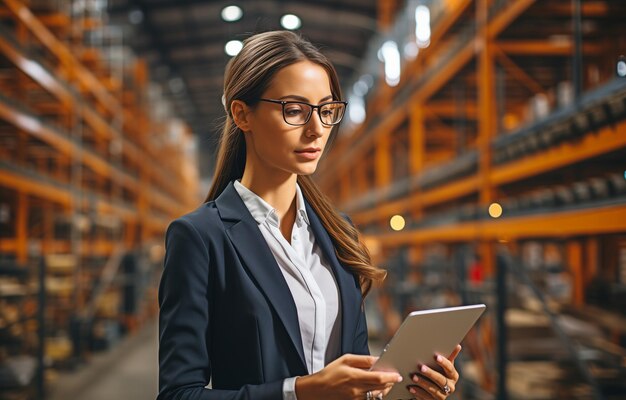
[442,379,451,395]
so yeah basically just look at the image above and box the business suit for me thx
[158,181,369,400]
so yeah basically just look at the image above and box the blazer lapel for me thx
[215,183,307,371]
[305,201,361,356]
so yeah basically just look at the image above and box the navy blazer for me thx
[158,182,369,400]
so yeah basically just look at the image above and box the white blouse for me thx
[233,180,342,400]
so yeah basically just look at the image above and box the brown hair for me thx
[205,31,386,296]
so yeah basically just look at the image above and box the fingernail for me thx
[421,365,428,373]
[437,355,443,362]
[412,375,419,383]
[409,387,417,394]
[397,375,403,382]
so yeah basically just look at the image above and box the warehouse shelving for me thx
[0,1,199,398]
[319,0,626,399]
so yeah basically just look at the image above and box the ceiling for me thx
[107,0,382,178]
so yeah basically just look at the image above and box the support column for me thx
[584,237,599,286]
[409,102,425,176]
[137,171,149,245]
[355,160,368,198]
[124,221,136,248]
[16,191,28,264]
[376,0,397,31]
[409,102,425,222]
[375,134,392,189]
[375,134,392,230]
[495,252,508,400]
[567,239,584,306]
[477,0,497,277]
[43,203,55,254]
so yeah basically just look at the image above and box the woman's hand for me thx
[406,344,462,399]
[295,354,403,400]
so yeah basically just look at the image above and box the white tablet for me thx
[371,304,486,400]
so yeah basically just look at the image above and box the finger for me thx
[407,384,438,400]
[415,364,447,391]
[382,384,395,396]
[341,353,378,367]
[448,344,462,362]
[360,386,392,400]
[370,388,389,400]
[352,369,403,385]
[434,354,459,382]
[413,373,456,398]
[358,383,395,394]
[410,375,450,400]
[341,354,379,369]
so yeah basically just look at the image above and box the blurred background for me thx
[0,0,625,399]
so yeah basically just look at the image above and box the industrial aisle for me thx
[48,319,158,400]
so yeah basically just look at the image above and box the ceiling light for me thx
[381,40,401,87]
[488,203,503,218]
[128,9,143,25]
[221,5,243,22]
[390,215,406,231]
[168,77,185,94]
[415,5,431,47]
[281,14,301,30]
[348,94,366,125]
[225,40,243,56]
[360,74,374,88]
[353,80,368,97]
[404,41,418,60]
[618,55,626,77]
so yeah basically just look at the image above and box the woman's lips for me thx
[294,149,321,160]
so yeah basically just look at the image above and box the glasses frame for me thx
[258,98,348,126]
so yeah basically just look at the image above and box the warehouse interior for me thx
[0,0,625,399]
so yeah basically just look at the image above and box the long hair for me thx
[205,31,386,296]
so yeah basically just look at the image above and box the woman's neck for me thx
[240,170,298,222]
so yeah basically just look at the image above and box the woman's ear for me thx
[231,100,251,132]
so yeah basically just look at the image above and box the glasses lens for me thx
[320,102,345,125]
[283,102,312,125]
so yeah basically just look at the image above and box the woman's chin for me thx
[291,162,320,176]
[295,166,318,176]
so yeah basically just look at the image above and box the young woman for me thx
[158,30,461,400]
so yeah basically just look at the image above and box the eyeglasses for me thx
[258,98,347,126]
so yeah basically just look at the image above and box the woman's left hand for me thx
[406,344,462,399]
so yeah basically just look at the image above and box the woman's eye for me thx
[285,107,303,116]
[321,109,334,117]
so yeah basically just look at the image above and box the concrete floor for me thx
[45,319,384,400]
[49,319,158,400]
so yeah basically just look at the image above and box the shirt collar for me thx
[233,180,309,227]
[294,183,310,226]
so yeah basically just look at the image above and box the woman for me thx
[158,30,461,400]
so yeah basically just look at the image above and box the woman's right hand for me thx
[295,354,403,400]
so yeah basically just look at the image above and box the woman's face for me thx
[242,60,335,179]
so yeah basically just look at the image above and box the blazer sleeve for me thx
[157,219,284,400]
[353,298,370,356]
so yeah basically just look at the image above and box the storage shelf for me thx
[349,117,626,225]
[0,93,182,215]
[0,21,189,205]
[367,203,626,245]
[321,1,626,398]
[0,161,169,230]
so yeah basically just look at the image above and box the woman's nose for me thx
[305,109,325,137]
